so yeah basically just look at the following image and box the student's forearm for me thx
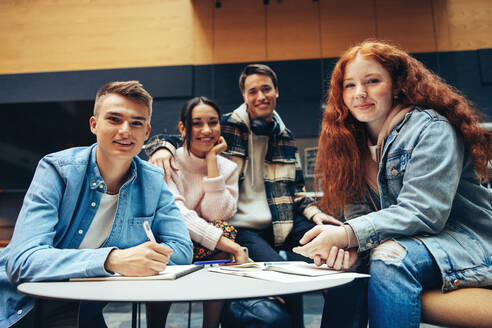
[8,246,113,283]
[206,153,220,178]
[215,236,242,255]
[144,134,181,157]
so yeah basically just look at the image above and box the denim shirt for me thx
[346,108,492,292]
[0,144,193,326]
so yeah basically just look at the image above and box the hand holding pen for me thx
[103,221,173,276]
[143,221,157,243]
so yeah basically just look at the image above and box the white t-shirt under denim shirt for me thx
[79,193,118,249]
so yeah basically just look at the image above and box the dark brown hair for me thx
[239,64,278,93]
[180,97,221,153]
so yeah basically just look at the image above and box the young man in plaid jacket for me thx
[146,64,339,262]
[145,64,347,327]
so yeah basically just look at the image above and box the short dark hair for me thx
[180,97,221,153]
[238,64,278,93]
[94,81,153,117]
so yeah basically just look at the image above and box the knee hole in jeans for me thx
[370,240,407,265]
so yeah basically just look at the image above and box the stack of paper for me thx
[209,262,368,283]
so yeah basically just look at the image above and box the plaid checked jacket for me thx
[144,106,322,246]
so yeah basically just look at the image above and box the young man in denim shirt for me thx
[0,81,193,327]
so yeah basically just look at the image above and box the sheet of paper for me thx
[218,262,349,276]
[69,265,201,281]
[265,262,343,276]
[209,266,369,283]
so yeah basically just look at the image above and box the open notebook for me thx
[209,262,369,283]
[69,264,202,282]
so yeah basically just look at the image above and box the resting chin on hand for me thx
[104,241,174,276]
[293,225,358,271]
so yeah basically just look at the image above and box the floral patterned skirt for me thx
[193,220,237,261]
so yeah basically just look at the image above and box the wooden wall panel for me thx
[446,0,492,50]
[431,0,451,51]
[266,0,321,61]
[192,0,214,65]
[0,0,194,74]
[376,0,436,52]
[320,0,377,58]
[213,0,266,64]
[1,0,492,74]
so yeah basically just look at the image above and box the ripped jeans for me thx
[368,238,442,328]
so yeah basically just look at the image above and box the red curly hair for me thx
[315,40,492,216]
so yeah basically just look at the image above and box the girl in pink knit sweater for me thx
[168,97,248,327]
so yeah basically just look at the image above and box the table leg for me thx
[132,303,137,328]
[138,303,141,328]
[34,298,43,328]
[187,302,192,328]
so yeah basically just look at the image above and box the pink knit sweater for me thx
[166,147,239,250]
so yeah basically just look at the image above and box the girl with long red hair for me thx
[294,40,492,327]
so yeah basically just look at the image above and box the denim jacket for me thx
[346,108,492,292]
[0,144,193,326]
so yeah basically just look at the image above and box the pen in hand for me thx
[193,259,231,265]
[143,221,157,243]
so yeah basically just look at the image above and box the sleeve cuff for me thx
[87,247,118,277]
[303,205,322,220]
[346,216,379,251]
[144,139,177,158]
[197,225,223,250]
[343,224,359,249]
[202,175,226,193]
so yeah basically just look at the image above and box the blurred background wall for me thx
[2,0,491,72]
[1,0,491,242]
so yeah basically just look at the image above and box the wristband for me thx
[343,224,359,249]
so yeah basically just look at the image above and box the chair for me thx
[421,287,492,327]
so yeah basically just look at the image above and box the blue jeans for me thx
[235,215,316,262]
[368,238,442,328]
[235,215,316,328]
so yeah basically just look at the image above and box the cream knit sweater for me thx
[166,147,239,250]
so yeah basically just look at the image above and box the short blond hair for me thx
[94,81,153,118]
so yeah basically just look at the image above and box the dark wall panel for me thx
[438,51,492,119]
[478,49,492,84]
[0,66,193,104]
[413,52,440,74]
[150,98,186,138]
[277,100,324,138]
[193,65,214,99]
[210,63,245,104]
[268,59,324,101]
